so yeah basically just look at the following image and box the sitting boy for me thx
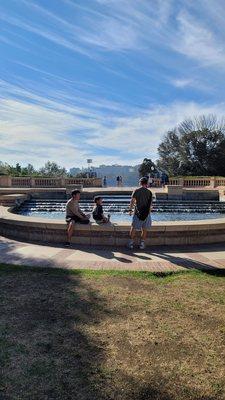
[66,189,90,246]
[92,196,110,224]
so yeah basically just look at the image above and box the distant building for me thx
[69,164,140,186]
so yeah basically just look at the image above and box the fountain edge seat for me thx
[1,206,225,232]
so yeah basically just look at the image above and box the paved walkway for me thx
[0,236,225,273]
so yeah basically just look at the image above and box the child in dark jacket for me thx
[92,196,110,223]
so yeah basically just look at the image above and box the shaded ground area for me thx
[0,265,225,400]
[1,236,225,274]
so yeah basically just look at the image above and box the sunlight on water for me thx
[17,196,225,222]
[19,210,224,222]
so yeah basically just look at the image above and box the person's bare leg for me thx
[141,228,148,241]
[130,226,136,240]
[140,228,148,249]
[128,227,136,249]
[67,222,74,243]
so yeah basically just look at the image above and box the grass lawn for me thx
[0,265,225,400]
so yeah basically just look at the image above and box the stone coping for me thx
[2,205,225,246]
[0,193,27,200]
[1,206,225,232]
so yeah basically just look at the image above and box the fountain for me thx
[16,195,225,222]
[1,193,225,246]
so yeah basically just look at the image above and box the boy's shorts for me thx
[93,219,105,224]
[132,214,152,230]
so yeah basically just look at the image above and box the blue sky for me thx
[1,0,225,168]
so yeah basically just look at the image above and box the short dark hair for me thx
[71,189,81,197]
[94,196,102,203]
[139,176,148,185]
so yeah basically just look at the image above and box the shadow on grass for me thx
[0,264,112,399]
[0,263,223,400]
[0,265,171,400]
[151,251,225,277]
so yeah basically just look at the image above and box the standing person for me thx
[65,190,90,246]
[161,172,166,188]
[128,177,152,250]
[148,174,153,188]
[103,176,107,187]
[116,176,120,187]
[165,173,169,185]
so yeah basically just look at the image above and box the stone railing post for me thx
[0,176,12,187]
[30,178,36,188]
[178,178,184,187]
[210,177,216,188]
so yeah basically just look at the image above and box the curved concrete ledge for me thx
[1,206,225,246]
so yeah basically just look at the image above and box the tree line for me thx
[0,161,68,177]
[139,114,225,177]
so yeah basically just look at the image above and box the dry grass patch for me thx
[0,265,225,400]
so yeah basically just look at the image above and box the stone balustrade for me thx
[168,177,225,188]
[0,176,103,188]
[143,177,225,188]
[1,175,225,189]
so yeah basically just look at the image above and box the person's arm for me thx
[129,191,136,214]
[66,203,70,217]
[74,203,87,219]
[149,192,154,212]
[80,207,89,219]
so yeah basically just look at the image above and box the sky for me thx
[1,0,225,169]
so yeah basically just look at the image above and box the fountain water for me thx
[16,195,225,222]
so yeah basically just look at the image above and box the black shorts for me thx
[66,216,89,224]
[93,218,105,224]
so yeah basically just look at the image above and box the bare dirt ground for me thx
[0,266,225,400]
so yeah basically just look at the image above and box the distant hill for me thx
[70,164,140,186]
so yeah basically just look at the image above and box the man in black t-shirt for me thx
[128,177,152,250]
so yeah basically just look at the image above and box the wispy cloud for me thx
[174,11,225,67]
[0,10,90,57]
[86,101,225,158]
[1,0,225,168]
[171,78,195,88]
[1,79,225,168]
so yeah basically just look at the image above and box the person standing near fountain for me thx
[65,189,90,246]
[128,177,152,250]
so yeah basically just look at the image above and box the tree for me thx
[15,163,21,174]
[0,162,9,176]
[20,164,36,176]
[39,161,67,177]
[75,172,89,178]
[157,115,225,176]
[139,158,157,177]
[7,164,21,176]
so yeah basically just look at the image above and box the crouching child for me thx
[92,196,110,223]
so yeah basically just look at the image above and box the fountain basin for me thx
[1,206,225,246]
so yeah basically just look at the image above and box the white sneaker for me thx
[139,241,145,250]
[128,241,134,250]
